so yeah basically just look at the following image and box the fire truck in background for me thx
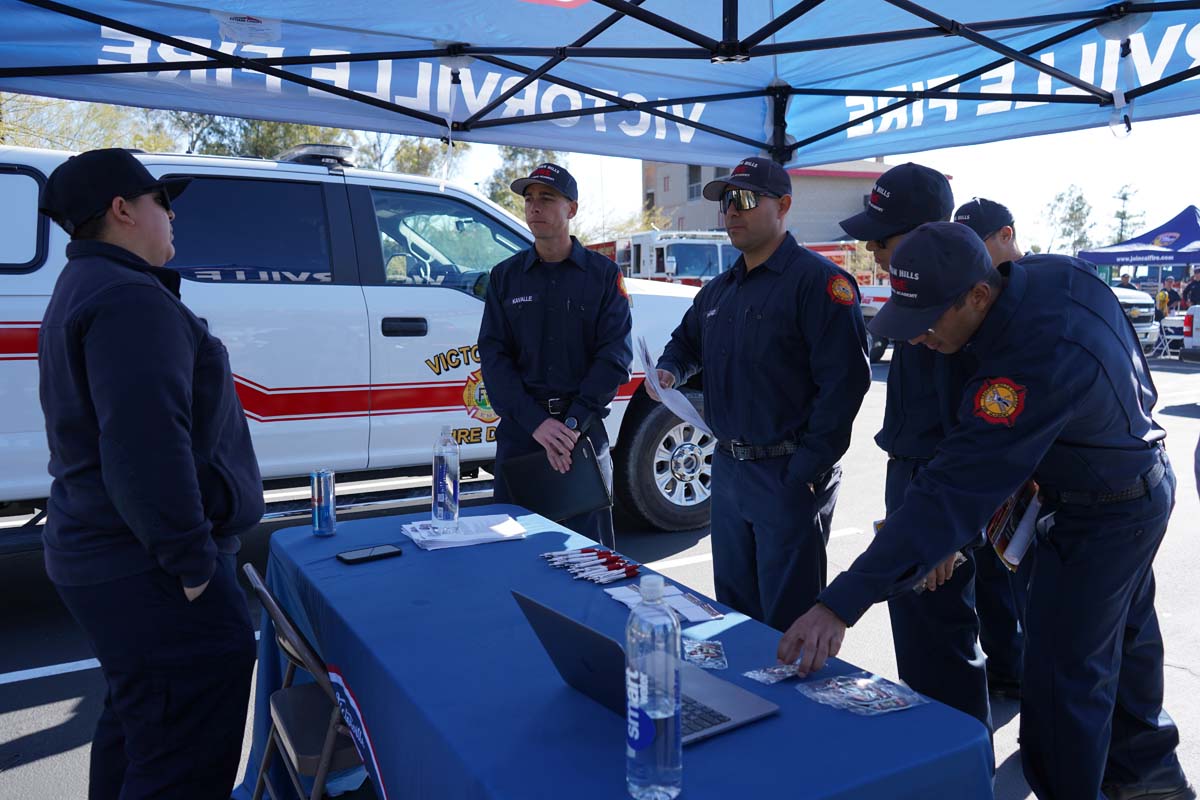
[587,231,737,287]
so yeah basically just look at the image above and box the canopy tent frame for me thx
[5,0,1200,163]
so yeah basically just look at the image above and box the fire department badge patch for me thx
[616,272,631,304]
[463,369,499,423]
[973,378,1026,427]
[826,275,855,306]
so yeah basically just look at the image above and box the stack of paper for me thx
[604,583,724,623]
[400,515,526,550]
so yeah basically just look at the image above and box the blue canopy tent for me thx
[1079,205,1200,286]
[2,1,1200,167]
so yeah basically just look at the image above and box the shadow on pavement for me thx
[1159,403,1200,419]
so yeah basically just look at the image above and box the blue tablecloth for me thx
[237,506,993,800]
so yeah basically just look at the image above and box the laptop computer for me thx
[512,590,779,745]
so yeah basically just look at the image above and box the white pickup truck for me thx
[0,145,707,552]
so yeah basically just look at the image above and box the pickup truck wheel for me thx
[868,332,889,363]
[615,401,714,531]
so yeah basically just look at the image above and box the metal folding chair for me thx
[243,563,363,800]
[1148,320,1172,359]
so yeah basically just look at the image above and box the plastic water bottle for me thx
[432,425,459,533]
[625,574,682,800]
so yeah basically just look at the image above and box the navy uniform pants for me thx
[974,529,1030,686]
[709,452,840,632]
[1023,462,1187,800]
[884,457,993,732]
[54,552,256,800]
[493,419,615,550]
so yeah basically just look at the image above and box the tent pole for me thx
[742,0,828,50]
[13,0,449,127]
[786,17,1105,157]
[462,0,649,127]
[770,86,790,164]
[472,54,772,150]
[885,0,1112,101]
[587,0,720,50]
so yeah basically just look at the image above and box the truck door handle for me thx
[381,317,428,337]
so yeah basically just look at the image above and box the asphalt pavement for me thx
[1,356,1197,799]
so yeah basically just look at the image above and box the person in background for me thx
[1156,277,1182,320]
[1181,267,1200,309]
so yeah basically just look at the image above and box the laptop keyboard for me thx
[681,694,731,737]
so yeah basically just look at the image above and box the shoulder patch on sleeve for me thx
[826,274,856,306]
[616,272,631,304]
[973,378,1027,427]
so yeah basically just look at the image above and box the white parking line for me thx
[0,631,262,687]
[0,657,100,686]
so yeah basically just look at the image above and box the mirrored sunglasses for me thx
[720,188,774,214]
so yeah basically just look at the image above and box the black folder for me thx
[499,437,612,523]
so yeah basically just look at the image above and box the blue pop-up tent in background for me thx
[2,1,1200,167]
[1079,205,1200,278]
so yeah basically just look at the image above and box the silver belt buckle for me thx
[730,440,751,461]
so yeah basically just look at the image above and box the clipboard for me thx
[499,436,612,523]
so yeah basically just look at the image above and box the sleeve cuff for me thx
[817,575,873,628]
[179,557,217,589]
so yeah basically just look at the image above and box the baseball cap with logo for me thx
[510,162,578,202]
[954,197,1014,240]
[702,156,792,201]
[839,162,953,243]
[39,148,191,235]
[867,222,992,342]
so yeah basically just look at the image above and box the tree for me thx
[353,130,468,176]
[1110,184,1145,244]
[1044,185,1095,254]
[0,93,174,152]
[483,146,566,216]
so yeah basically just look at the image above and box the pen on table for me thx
[573,561,631,579]
[595,566,639,584]
[542,547,608,559]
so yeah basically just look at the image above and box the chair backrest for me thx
[243,562,336,698]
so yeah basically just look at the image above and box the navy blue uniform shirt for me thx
[478,237,633,434]
[876,343,977,458]
[39,241,263,588]
[657,233,871,485]
[821,256,1166,624]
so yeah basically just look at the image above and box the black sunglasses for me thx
[720,188,777,214]
[127,188,172,213]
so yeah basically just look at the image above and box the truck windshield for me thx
[667,243,723,277]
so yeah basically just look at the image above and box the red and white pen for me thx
[541,547,606,559]
[594,566,640,583]
[548,551,613,566]
[573,560,630,579]
[567,555,624,570]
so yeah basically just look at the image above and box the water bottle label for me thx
[625,667,655,751]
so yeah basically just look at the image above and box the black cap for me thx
[38,148,191,235]
[954,198,1014,240]
[702,156,792,201]
[510,163,578,202]
[839,162,953,242]
[868,222,992,342]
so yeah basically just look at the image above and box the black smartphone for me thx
[336,544,403,565]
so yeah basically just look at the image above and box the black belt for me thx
[718,440,799,461]
[1041,459,1167,506]
[537,397,572,416]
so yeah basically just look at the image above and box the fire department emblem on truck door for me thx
[463,369,499,423]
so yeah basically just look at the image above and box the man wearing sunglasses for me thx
[650,156,870,632]
[37,149,263,798]
[837,163,996,733]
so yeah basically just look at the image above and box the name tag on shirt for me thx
[509,294,538,306]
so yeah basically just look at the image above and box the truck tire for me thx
[614,397,714,531]
[868,332,889,363]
